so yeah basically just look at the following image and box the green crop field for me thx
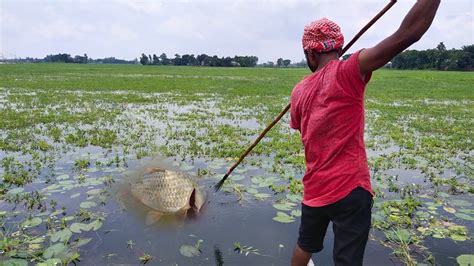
[0,63,473,265]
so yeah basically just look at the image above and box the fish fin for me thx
[193,188,206,212]
[176,209,188,220]
[145,211,163,226]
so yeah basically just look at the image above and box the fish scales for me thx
[131,169,195,213]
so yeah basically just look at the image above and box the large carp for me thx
[130,167,206,225]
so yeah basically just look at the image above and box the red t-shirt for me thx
[290,50,373,207]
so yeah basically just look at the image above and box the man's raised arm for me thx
[359,0,441,75]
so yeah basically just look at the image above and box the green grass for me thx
[0,63,473,265]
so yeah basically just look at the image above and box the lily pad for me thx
[74,238,93,248]
[45,184,61,191]
[50,210,63,217]
[50,228,72,243]
[83,178,102,186]
[272,212,295,223]
[64,216,75,222]
[86,188,102,196]
[7,187,25,195]
[235,168,247,174]
[291,209,302,217]
[253,193,270,200]
[273,202,295,211]
[450,234,467,241]
[70,193,81,199]
[286,193,302,203]
[70,222,92,233]
[451,200,472,207]
[207,162,224,170]
[437,192,450,198]
[3,259,28,266]
[89,219,103,231]
[460,209,474,215]
[58,180,74,186]
[231,175,245,181]
[251,176,265,184]
[36,258,62,266]
[29,237,46,244]
[246,188,259,194]
[43,243,67,259]
[22,217,42,228]
[455,213,474,221]
[56,174,69,180]
[443,206,456,214]
[80,201,97,209]
[179,244,200,257]
[87,167,99,173]
[457,254,474,266]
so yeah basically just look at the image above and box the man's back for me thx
[290,50,372,207]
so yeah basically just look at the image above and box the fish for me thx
[130,167,206,225]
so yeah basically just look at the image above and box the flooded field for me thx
[0,64,473,265]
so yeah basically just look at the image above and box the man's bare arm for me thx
[359,0,441,75]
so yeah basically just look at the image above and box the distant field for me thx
[0,63,473,265]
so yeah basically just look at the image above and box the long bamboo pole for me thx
[215,0,397,191]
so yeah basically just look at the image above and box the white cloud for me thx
[121,1,163,15]
[1,0,472,62]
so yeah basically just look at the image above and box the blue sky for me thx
[1,0,472,63]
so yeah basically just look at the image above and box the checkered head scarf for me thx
[302,18,344,53]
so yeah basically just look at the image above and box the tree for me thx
[159,53,170,65]
[152,54,160,65]
[436,42,448,70]
[277,58,283,67]
[181,54,197,66]
[234,56,258,67]
[140,53,149,65]
[295,59,307,68]
[73,55,87,64]
[264,61,274,67]
[457,45,474,70]
[282,59,291,67]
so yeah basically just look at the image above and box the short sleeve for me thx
[290,87,301,130]
[340,49,372,99]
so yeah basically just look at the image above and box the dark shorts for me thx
[297,187,373,266]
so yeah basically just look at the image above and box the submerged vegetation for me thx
[0,63,473,265]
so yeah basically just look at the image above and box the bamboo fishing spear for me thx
[215,0,397,191]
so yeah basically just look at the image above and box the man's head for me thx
[302,18,344,72]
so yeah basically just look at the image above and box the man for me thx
[290,1,440,265]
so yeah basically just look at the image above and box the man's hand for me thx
[359,0,441,75]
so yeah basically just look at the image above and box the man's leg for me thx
[331,188,373,266]
[292,203,330,266]
[291,244,312,266]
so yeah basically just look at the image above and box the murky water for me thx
[1,88,473,265]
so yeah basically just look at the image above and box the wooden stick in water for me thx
[215,0,397,191]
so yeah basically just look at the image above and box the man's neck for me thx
[315,51,339,72]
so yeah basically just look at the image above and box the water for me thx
[1,92,472,265]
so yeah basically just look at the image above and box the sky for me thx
[1,0,473,63]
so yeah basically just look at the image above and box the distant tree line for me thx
[259,58,308,68]
[44,53,87,63]
[2,43,472,71]
[390,43,473,71]
[139,53,258,67]
[4,53,137,64]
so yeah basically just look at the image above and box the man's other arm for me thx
[359,0,441,75]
